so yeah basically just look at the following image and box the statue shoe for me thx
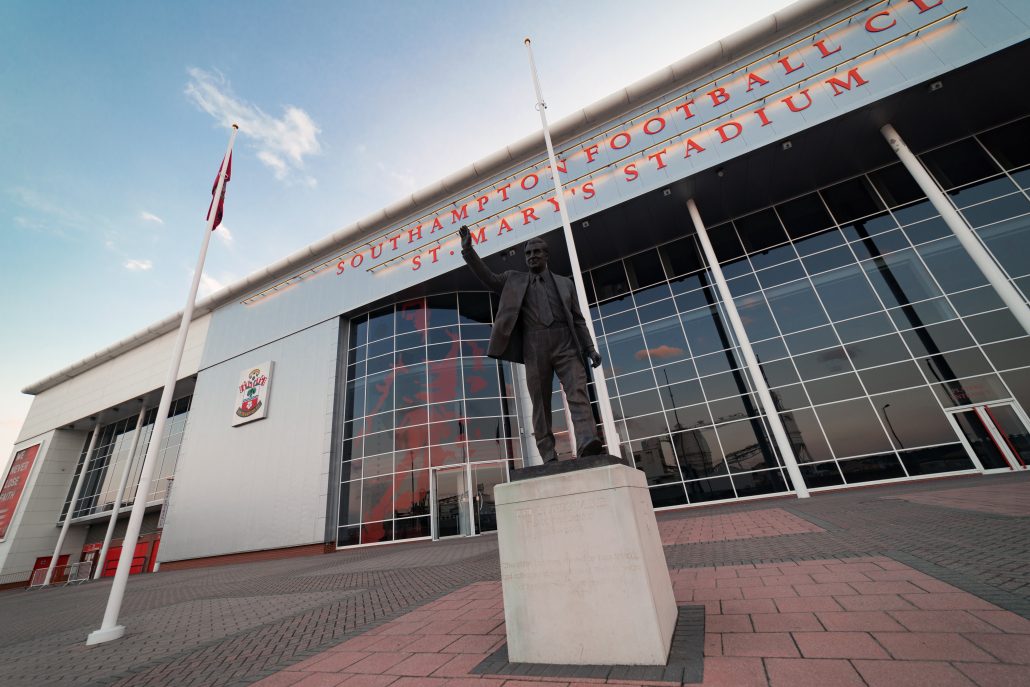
[577,438,604,457]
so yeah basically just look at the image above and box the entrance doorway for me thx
[431,461,507,540]
[947,402,1030,472]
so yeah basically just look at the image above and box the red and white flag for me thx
[206,151,232,230]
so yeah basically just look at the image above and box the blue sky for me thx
[0,0,795,472]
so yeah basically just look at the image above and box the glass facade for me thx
[61,395,192,522]
[585,117,1030,507]
[337,293,524,547]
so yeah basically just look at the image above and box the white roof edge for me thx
[22,0,853,396]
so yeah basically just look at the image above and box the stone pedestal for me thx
[495,463,677,665]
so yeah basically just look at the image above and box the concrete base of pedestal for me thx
[495,463,677,666]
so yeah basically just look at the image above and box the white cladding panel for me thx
[158,318,338,562]
[17,315,211,442]
[0,431,90,576]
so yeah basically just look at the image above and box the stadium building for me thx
[2,0,1028,584]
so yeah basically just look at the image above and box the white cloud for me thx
[124,259,153,271]
[185,68,322,183]
[375,162,417,195]
[140,211,164,225]
[215,224,234,247]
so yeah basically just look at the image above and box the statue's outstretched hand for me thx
[459,225,472,251]
[587,349,602,368]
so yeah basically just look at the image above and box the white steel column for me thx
[523,38,620,454]
[93,403,148,580]
[881,124,1030,334]
[512,364,544,466]
[87,125,238,646]
[687,199,810,499]
[44,419,102,586]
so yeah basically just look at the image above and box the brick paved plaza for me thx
[1,472,1028,687]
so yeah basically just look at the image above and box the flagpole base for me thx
[86,625,125,645]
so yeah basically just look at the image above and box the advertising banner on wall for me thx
[0,442,42,540]
[232,362,274,426]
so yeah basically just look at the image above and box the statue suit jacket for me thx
[461,246,596,365]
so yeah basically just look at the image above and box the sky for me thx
[0,0,798,476]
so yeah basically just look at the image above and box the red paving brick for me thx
[954,662,1030,686]
[659,508,823,545]
[815,610,906,632]
[765,657,865,687]
[695,657,767,686]
[963,633,1030,664]
[852,659,977,686]
[792,631,890,659]
[888,609,999,633]
[750,612,823,632]
[722,632,800,657]
[872,632,997,662]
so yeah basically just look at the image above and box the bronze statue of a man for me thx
[459,225,604,463]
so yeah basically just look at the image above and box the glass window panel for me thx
[463,357,500,399]
[427,359,463,403]
[961,193,1030,228]
[802,246,855,275]
[793,347,853,380]
[395,423,429,451]
[921,138,1000,189]
[395,446,429,473]
[363,452,393,478]
[626,249,665,289]
[902,217,950,245]
[1000,369,1030,418]
[602,327,650,377]
[805,373,865,405]
[868,163,925,207]
[675,286,717,312]
[761,359,800,387]
[709,222,745,263]
[777,193,834,239]
[794,228,845,256]
[701,371,751,401]
[863,249,943,308]
[603,308,639,334]
[674,428,725,479]
[458,292,492,325]
[685,476,735,503]
[467,439,506,462]
[917,348,993,383]
[426,294,458,327]
[633,282,674,307]
[859,361,927,395]
[780,408,834,462]
[900,321,974,358]
[682,306,732,356]
[732,469,789,497]
[838,454,906,483]
[800,461,845,488]
[727,273,760,297]
[978,215,1030,280]
[660,236,704,278]
[631,436,681,486]
[770,383,811,411]
[669,273,708,297]
[660,380,705,410]
[842,213,898,241]
[753,338,789,362]
[361,476,395,523]
[735,295,779,341]
[889,299,957,331]
[849,229,910,260]
[393,469,430,517]
[765,280,829,333]
[932,374,1010,407]
[430,443,465,467]
[366,351,393,376]
[365,371,394,415]
[948,175,1018,208]
[667,403,713,430]
[652,359,698,386]
[637,298,678,324]
[821,177,885,223]
[625,412,668,440]
[948,286,1005,317]
[615,368,661,395]
[640,317,690,367]
[338,525,360,547]
[983,338,1030,371]
[592,262,630,300]
[898,444,974,476]
[716,419,779,472]
[694,349,742,377]
[365,410,394,434]
[963,309,1026,345]
[846,333,911,369]
[735,208,788,254]
[918,238,989,293]
[878,387,956,451]
[977,118,1030,170]
[815,399,893,457]
[598,294,634,318]
[710,394,760,424]
[810,266,882,322]
[620,389,665,418]
[361,520,393,544]
[368,306,394,342]
[396,299,427,335]
[893,200,938,226]
[394,363,427,407]
[349,314,369,349]
[650,484,688,509]
[394,516,431,541]
[756,261,806,289]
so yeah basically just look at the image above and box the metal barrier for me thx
[27,561,94,589]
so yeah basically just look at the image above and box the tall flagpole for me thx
[87,124,238,646]
[523,38,620,454]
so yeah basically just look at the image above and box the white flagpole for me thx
[93,402,148,580]
[43,419,101,586]
[523,38,620,455]
[87,124,238,645]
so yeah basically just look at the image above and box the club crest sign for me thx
[232,361,273,426]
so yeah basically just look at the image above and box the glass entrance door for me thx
[431,461,508,539]
[947,402,1030,472]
